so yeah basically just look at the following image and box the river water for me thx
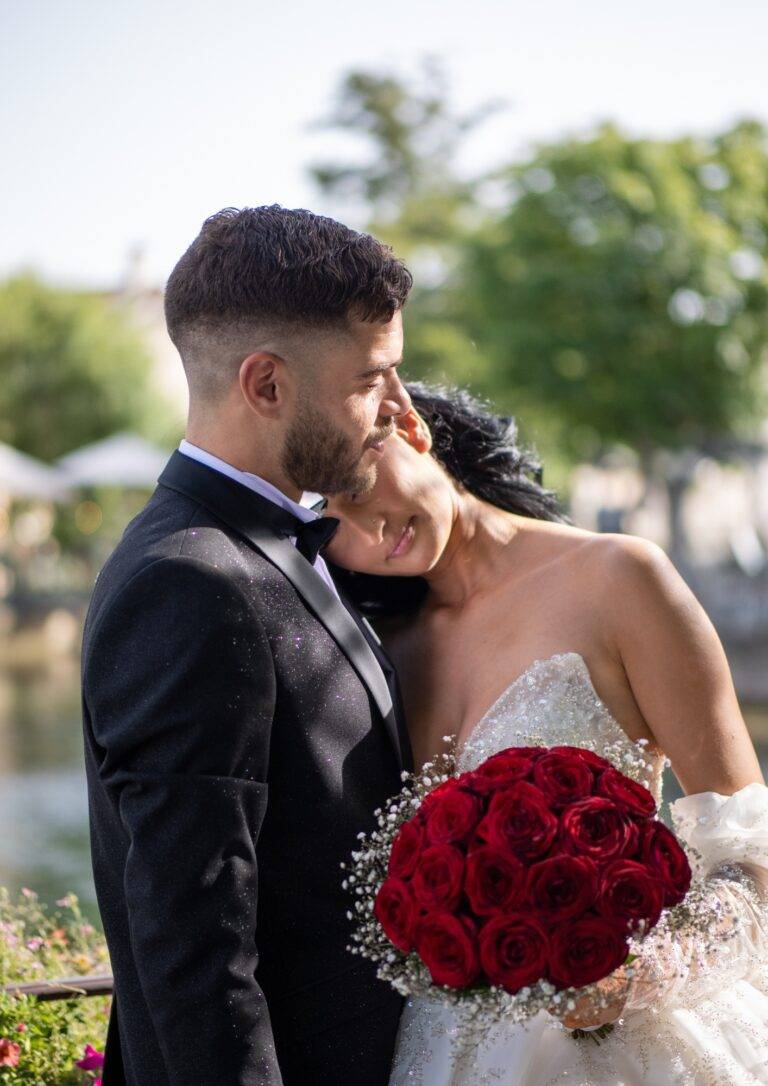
[1,658,767,924]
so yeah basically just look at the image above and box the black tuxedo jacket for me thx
[81,451,412,1085]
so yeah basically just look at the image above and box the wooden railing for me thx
[2,974,113,1001]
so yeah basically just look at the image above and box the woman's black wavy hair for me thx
[328,381,568,617]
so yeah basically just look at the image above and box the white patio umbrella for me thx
[0,442,71,501]
[57,433,171,489]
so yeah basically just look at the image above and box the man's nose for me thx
[380,372,412,418]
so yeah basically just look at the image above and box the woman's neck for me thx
[423,492,529,609]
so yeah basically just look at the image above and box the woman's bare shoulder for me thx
[540,524,670,579]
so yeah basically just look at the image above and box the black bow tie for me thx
[293,516,340,564]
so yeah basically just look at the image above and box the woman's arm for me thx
[605,535,763,795]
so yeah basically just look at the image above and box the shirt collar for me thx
[178,440,320,524]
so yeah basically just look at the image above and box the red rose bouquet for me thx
[345,743,696,1038]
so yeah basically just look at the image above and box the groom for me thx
[81,206,414,1085]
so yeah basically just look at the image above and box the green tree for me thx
[313,72,768,540]
[464,120,768,460]
[0,274,165,462]
[461,121,768,552]
[311,60,500,383]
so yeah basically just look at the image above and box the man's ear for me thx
[396,407,432,453]
[238,352,289,418]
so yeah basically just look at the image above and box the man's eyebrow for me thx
[356,356,404,379]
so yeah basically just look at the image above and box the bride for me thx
[324,383,768,1086]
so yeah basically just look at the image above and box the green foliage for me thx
[463,121,768,460]
[0,275,164,462]
[311,61,501,385]
[311,58,500,249]
[312,67,768,472]
[0,888,109,1084]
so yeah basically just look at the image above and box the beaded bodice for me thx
[456,652,665,802]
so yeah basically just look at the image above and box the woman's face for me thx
[324,411,456,576]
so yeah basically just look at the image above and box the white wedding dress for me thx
[389,652,768,1086]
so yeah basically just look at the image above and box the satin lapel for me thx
[336,592,413,774]
[157,453,403,766]
[248,527,398,747]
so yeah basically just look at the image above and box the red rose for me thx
[478,782,559,861]
[411,845,465,911]
[465,847,526,916]
[533,752,595,809]
[466,749,538,794]
[526,854,599,922]
[548,915,629,989]
[597,859,665,932]
[415,913,480,988]
[560,797,635,862]
[479,913,550,993]
[426,789,483,847]
[374,878,418,953]
[641,822,692,906]
[550,745,613,774]
[418,777,462,819]
[597,768,657,819]
[389,819,424,879]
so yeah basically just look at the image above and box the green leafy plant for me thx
[0,888,110,1084]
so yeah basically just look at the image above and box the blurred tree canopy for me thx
[311,61,501,384]
[312,69,768,491]
[464,121,768,464]
[311,58,500,253]
[0,275,163,462]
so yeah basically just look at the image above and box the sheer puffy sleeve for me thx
[623,782,768,1012]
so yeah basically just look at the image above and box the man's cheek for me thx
[347,393,376,434]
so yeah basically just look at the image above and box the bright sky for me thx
[2,0,767,288]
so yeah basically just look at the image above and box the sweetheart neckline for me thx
[455,650,653,767]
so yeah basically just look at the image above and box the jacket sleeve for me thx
[83,555,283,1085]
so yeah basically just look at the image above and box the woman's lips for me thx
[387,517,415,559]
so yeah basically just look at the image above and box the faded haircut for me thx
[164,205,413,400]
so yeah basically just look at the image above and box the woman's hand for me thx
[550,964,632,1030]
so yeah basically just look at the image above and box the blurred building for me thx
[106,247,188,425]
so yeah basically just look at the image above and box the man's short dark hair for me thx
[164,206,412,397]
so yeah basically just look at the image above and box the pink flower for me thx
[26,936,44,951]
[0,1038,21,1066]
[0,922,18,947]
[75,1044,105,1071]
[15,1022,27,1032]
[21,887,36,899]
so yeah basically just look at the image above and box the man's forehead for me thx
[351,311,403,355]
[310,312,403,379]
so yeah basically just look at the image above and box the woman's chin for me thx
[382,548,435,578]
[348,549,432,578]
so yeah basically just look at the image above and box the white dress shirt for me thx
[178,440,340,599]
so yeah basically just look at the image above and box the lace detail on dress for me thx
[457,652,665,804]
[670,784,768,875]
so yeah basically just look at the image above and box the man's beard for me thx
[281,397,392,496]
